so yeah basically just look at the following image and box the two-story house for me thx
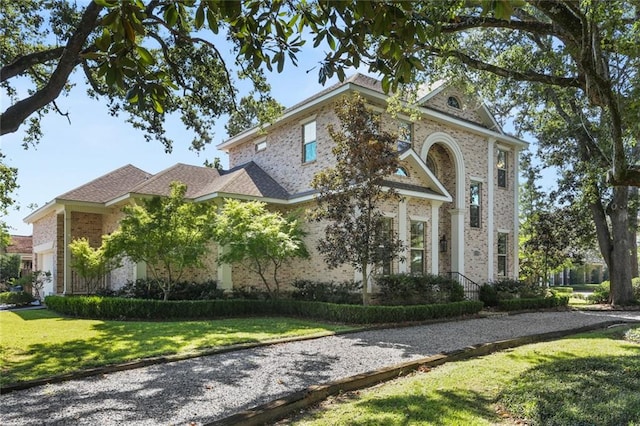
[25,74,527,297]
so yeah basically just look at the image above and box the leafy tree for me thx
[1,0,290,150]
[69,237,118,294]
[105,181,216,301]
[213,199,309,297]
[0,253,21,286]
[311,93,403,305]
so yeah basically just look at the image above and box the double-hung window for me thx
[470,182,482,228]
[410,221,425,275]
[302,121,317,163]
[497,233,508,277]
[380,217,393,275]
[497,149,507,188]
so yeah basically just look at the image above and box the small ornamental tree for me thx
[311,93,404,305]
[0,253,21,286]
[213,199,309,297]
[69,237,118,294]
[105,182,217,301]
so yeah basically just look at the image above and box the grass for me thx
[290,325,640,426]
[0,309,355,385]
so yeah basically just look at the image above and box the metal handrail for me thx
[445,271,481,300]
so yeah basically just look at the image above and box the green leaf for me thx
[164,5,179,27]
[195,5,205,29]
[206,8,218,33]
[136,46,155,65]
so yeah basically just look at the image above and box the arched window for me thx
[447,96,461,109]
[395,167,409,177]
[426,155,438,176]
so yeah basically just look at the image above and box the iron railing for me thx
[70,271,110,294]
[445,271,481,300]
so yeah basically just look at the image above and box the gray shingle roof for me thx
[196,161,290,200]
[57,164,152,203]
[129,163,221,199]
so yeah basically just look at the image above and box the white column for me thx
[430,202,441,275]
[487,138,496,281]
[398,199,408,273]
[513,147,521,278]
[450,208,465,274]
[63,207,72,295]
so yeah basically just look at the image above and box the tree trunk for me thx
[628,187,639,278]
[361,262,370,306]
[604,187,634,305]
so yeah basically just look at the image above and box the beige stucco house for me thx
[25,74,527,297]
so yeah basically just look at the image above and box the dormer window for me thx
[447,96,461,109]
[395,167,409,177]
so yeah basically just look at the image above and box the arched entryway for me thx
[421,132,465,276]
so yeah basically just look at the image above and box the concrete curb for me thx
[208,320,632,426]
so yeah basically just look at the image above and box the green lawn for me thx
[0,309,355,385]
[292,325,640,426]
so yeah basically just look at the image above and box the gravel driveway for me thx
[1,310,638,425]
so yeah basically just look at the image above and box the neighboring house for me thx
[1,235,33,277]
[25,74,527,296]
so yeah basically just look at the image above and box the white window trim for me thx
[409,215,429,222]
[299,114,317,125]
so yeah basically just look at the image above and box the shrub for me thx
[291,280,361,304]
[44,295,483,323]
[479,283,499,307]
[0,291,35,306]
[481,279,547,305]
[497,295,569,311]
[98,279,224,301]
[375,274,465,305]
[588,281,610,304]
[632,278,640,302]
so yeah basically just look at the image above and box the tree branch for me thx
[425,45,584,88]
[441,15,556,36]
[1,47,65,83]
[0,2,103,135]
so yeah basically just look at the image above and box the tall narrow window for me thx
[497,233,508,276]
[410,221,425,275]
[302,121,317,163]
[497,149,507,188]
[470,182,482,228]
[381,218,393,275]
[397,121,412,151]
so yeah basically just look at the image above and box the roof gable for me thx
[195,162,290,201]
[57,164,151,203]
[395,149,452,202]
[129,163,221,199]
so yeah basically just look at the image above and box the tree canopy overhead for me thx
[0,0,291,151]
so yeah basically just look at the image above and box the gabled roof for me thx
[218,73,527,152]
[397,149,452,202]
[5,235,32,254]
[128,163,221,199]
[57,164,151,203]
[195,162,289,201]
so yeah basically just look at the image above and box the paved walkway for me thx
[1,310,638,425]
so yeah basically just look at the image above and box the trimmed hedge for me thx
[375,273,465,305]
[0,291,34,306]
[44,295,483,324]
[497,295,569,311]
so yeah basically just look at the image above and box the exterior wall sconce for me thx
[440,235,448,253]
